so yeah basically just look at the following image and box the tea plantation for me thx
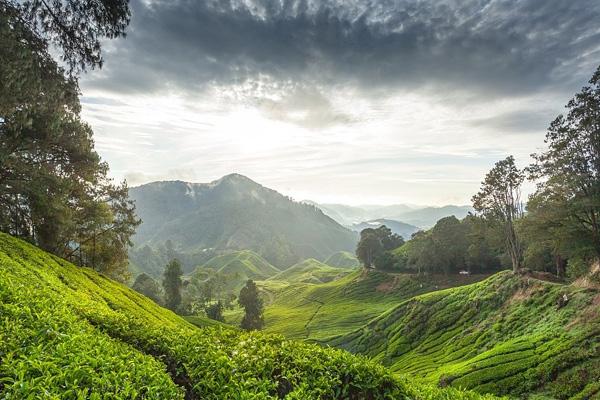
[0,233,500,399]
[329,272,600,399]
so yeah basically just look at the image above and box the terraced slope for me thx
[0,233,498,399]
[201,250,280,278]
[269,258,352,284]
[330,272,600,399]
[229,270,488,341]
[325,251,360,268]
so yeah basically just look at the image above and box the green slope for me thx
[269,258,352,284]
[0,232,498,399]
[202,250,280,278]
[329,271,600,399]
[229,270,489,341]
[325,251,360,268]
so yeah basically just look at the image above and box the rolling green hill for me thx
[329,271,600,399]
[0,232,498,399]
[201,250,280,279]
[325,251,360,268]
[269,258,351,284]
[228,270,490,341]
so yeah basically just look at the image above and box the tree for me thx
[205,301,225,322]
[529,65,600,261]
[472,156,525,273]
[18,0,130,72]
[356,225,403,268]
[238,280,264,331]
[132,273,162,304]
[0,0,137,280]
[356,230,384,268]
[163,259,183,312]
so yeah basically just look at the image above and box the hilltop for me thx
[0,232,499,399]
[350,219,421,240]
[329,272,600,399]
[269,258,352,284]
[325,251,360,268]
[129,174,357,274]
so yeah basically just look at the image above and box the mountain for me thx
[329,271,600,399]
[2,232,480,399]
[389,205,473,228]
[351,219,421,240]
[325,251,360,268]
[269,258,351,284]
[129,174,358,273]
[308,202,474,229]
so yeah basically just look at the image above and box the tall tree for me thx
[529,65,600,261]
[472,156,525,273]
[163,259,183,313]
[0,0,137,280]
[356,229,384,268]
[238,279,264,331]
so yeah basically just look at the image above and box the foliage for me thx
[472,156,525,272]
[132,273,162,304]
[20,0,130,72]
[1,232,475,399]
[356,225,402,268]
[205,301,225,322]
[239,279,265,331]
[269,258,352,284]
[528,64,600,261]
[163,259,183,312]
[0,0,138,281]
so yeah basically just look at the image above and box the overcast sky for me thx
[79,0,600,206]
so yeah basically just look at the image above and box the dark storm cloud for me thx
[87,0,600,97]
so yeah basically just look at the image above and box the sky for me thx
[79,0,600,206]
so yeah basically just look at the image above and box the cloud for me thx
[84,0,600,100]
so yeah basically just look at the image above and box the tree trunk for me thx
[555,254,566,279]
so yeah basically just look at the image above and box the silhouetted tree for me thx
[238,280,264,331]
[163,259,183,312]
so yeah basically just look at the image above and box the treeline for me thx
[133,259,265,330]
[359,65,600,279]
[0,0,137,280]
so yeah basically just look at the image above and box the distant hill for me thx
[307,202,473,229]
[201,250,280,281]
[351,219,421,240]
[325,251,360,268]
[129,174,358,273]
[269,259,351,284]
[389,205,473,228]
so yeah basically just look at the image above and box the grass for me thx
[227,269,489,342]
[329,272,600,399]
[0,232,500,399]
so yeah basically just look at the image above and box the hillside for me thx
[351,219,421,240]
[330,272,600,399]
[228,270,490,341]
[269,258,352,284]
[129,174,358,272]
[201,250,280,279]
[325,251,360,268]
[0,232,502,399]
